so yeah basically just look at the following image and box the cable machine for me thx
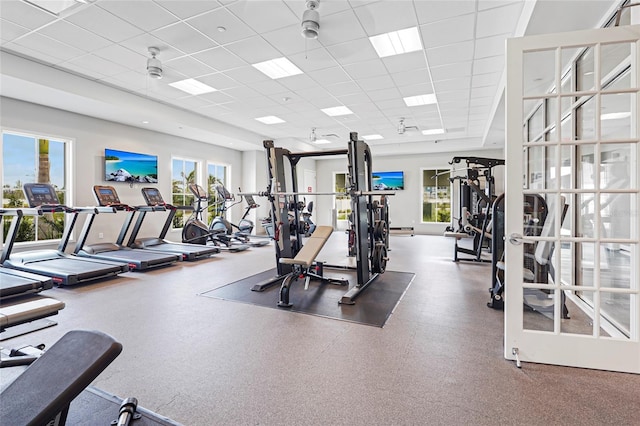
[248,132,391,304]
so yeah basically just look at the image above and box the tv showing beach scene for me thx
[105,148,158,183]
[372,171,404,190]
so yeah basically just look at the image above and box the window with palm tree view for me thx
[2,131,68,243]
[207,163,228,220]
[171,158,197,229]
[422,169,451,223]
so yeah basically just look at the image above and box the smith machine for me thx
[444,156,505,262]
[245,132,393,305]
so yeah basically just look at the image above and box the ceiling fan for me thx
[397,118,419,135]
[309,127,339,144]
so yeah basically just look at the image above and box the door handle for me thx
[508,233,536,245]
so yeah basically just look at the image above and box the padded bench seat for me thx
[280,225,333,268]
[0,297,65,330]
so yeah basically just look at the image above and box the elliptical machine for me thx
[211,184,269,247]
[181,183,249,252]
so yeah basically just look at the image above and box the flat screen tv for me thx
[104,148,158,183]
[372,171,404,190]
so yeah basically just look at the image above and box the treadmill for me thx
[1,184,127,286]
[73,186,179,271]
[126,187,219,261]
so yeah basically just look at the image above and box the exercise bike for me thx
[210,184,269,247]
[181,183,250,252]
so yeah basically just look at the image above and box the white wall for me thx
[314,148,505,235]
[1,96,258,247]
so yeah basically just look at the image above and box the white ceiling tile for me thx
[171,95,214,110]
[152,22,218,54]
[325,81,362,97]
[0,0,56,29]
[250,79,288,96]
[37,20,112,52]
[381,51,427,73]
[469,97,493,107]
[426,40,474,67]
[398,83,433,97]
[414,0,476,25]
[67,6,144,43]
[353,1,417,35]
[223,65,270,84]
[318,10,367,46]
[437,89,470,103]
[478,1,521,11]
[289,48,340,73]
[290,86,332,101]
[262,24,319,56]
[59,61,107,81]
[474,33,509,59]
[165,56,216,78]
[470,106,490,116]
[102,70,147,91]
[155,0,223,19]
[200,90,235,104]
[366,87,401,102]
[284,0,352,17]
[227,1,298,33]
[476,2,524,38]
[279,100,319,113]
[192,47,246,72]
[187,8,255,45]
[357,74,395,91]
[11,33,84,62]
[92,45,148,73]
[471,85,496,99]
[473,55,504,74]
[223,85,262,99]
[326,38,378,66]
[343,58,387,80]
[349,102,382,113]
[434,77,471,93]
[390,68,431,88]
[198,72,241,90]
[375,98,405,111]
[307,66,352,86]
[119,33,184,61]
[0,19,30,43]
[337,92,371,105]
[98,0,179,32]
[277,74,320,91]
[62,53,130,78]
[199,104,232,117]
[472,71,502,88]
[420,14,475,49]
[3,43,62,64]
[224,35,280,63]
[430,61,473,82]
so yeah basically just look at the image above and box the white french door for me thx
[505,25,640,373]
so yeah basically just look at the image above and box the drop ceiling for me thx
[0,0,621,154]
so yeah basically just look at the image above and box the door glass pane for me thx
[560,96,574,141]
[545,97,558,140]
[545,145,558,190]
[602,245,631,290]
[600,292,631,339]
[559,145,573,190]
[601,93,634,139]
[577,144,596,189]
[600,143,632,188]
[528,105,544,141]
[576,47,595,92]
[561,46,582,93]
[524,49,556,97]
[577,193,596,237]
[604,68,631,92]
[527,146,545,190]
[575,242,597,288]
[601,42,632,85]
[576,96,596,140]
[601,193,633,239]
[523,288,555,332]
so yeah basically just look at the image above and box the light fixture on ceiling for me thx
[147,47,163,80]
[397,118,419,135]
[301,0,320,39]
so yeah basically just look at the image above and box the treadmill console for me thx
[93,185,122,206]
[188,184,208,200]
[141,187,165,206]
[23,183,61,207]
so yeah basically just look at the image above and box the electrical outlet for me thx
[98,233,104,239]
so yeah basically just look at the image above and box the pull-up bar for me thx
[238,190,396,197]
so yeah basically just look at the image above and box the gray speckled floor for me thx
[3,234,639,425]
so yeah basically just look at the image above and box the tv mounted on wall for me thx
[372,171,404,190]
[104,148,158,183]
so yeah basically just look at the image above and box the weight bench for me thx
[277,226,348,308]
[1,296,65,340]
[0,329,122,425]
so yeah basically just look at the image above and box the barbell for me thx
[238,190,396,197]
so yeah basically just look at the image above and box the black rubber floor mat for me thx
[200,268,414,327]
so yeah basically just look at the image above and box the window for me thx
[422,169,451,223]
[334,172,351,230]
[207,163,228,219]
[171,158,198,229]
[2,131,69,243]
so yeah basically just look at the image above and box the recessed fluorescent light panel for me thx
[169,78,217,95]
[370,27,422,58]
[422,129,445,135]
[404,94,437,107]
[362,134,384,140]
[252,57,303,79]
[255,116,285,124]
[321,106,353,117]
[314,139,332,145]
